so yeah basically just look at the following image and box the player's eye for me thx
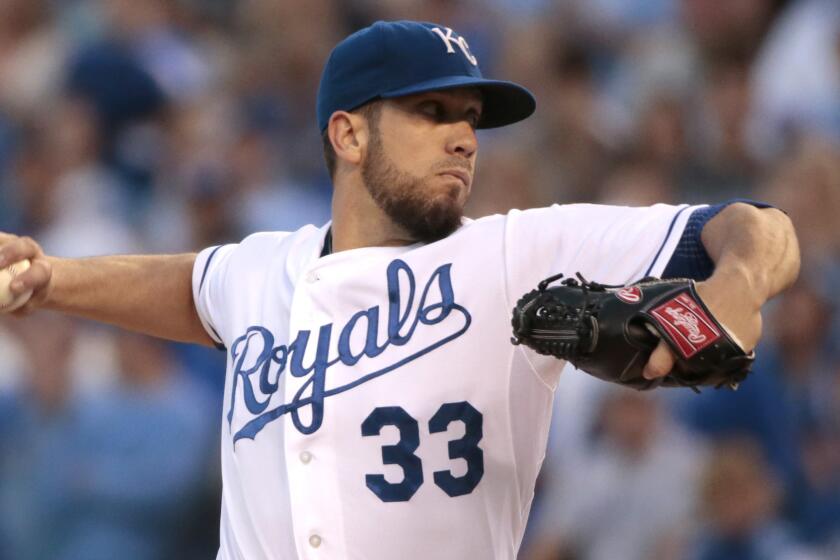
[417,101,480,128]
[418,101,444,120]
[466,110,481,129]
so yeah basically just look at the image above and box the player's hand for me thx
[642,268,763,380]
[0,233,54,315]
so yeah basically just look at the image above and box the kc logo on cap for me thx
[430,27,478,66]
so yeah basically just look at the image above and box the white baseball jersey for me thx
[192,202,702,560]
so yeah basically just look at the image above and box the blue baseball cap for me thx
[316,20,536,132]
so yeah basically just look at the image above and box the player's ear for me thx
[328,111,368,168]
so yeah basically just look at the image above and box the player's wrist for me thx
[36,256,62,310]
[707,259,768,310]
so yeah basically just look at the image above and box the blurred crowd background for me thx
[0,0,837,559]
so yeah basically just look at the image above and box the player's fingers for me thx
[10,300,38,317]
[11,258,52,297]
[642,340,675,380]
[0,231,26,245]
[0,236,44,268]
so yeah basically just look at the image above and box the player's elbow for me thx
[754,205,801,293]
[767,208,800,289]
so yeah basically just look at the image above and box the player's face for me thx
[360,89,482,242]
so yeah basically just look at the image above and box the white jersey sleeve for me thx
[503,203,702,308]
[192,230,306,348]
[193,244,236,347]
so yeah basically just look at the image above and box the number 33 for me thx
[361,401,484,502]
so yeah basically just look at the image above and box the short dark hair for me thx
[322,101,382,179]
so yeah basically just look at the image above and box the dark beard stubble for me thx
[360,127,464,243]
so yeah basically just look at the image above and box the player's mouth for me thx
[438,169,471,188]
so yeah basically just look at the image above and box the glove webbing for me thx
[511,273,608,360]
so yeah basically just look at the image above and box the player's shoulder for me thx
[201,224,327,277]
[454,203,694,247]
[239,223,324,246]
[461,204,584,226]
[485,202,690,225]
[233,223,326,256]
[456,204,577,233]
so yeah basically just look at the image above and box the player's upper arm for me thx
[192,244,236,349]
[502,203,701,307]
[192,230,300,350]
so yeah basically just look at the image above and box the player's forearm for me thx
[701,203,800,306]
[44,254,214,346]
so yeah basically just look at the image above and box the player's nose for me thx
[445,121,478,159]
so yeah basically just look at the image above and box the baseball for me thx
[0,259,33,313]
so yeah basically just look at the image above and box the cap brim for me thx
[381,75,536,129]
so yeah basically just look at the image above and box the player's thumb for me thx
[643,340,675,380]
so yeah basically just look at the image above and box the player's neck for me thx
[330,181,416,252]
[330,213,416,253]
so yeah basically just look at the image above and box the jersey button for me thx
[299,451,313,464]
[309,534,322,548]
[306,271,319,283]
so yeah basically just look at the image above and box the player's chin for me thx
[425,188,466,221]
[393,196,461,243]
[421,180,468,223]
[435,173,471,201]
[418,199,465,240]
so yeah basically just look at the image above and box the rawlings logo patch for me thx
[616,286,642,304]
[650,293,721,357]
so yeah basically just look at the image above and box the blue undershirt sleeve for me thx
[661,199,775,280]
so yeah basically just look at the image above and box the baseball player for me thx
[0,20,799,560]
